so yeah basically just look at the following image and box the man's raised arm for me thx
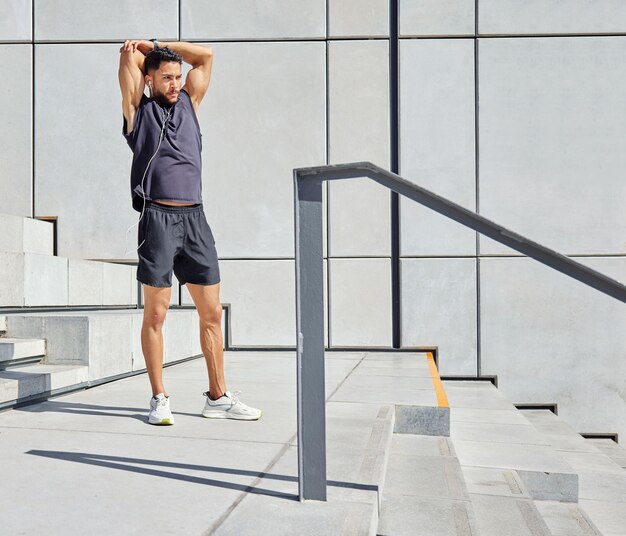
[156,41,214,111]
[118,40,149,135]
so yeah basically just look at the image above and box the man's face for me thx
[147,61,182,105]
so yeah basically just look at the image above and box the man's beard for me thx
[153,90,178,106]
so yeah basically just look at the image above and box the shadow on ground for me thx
[27,450,377,501]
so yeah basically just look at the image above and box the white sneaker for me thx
[148,393,174,425]
[201,390,262,421]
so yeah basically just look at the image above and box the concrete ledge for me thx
[4,309,202,384]
[0,213,53,256]
[393,405,450,436]
[0,338,46,363]
[0,364,88,405]
[517,469,579,502]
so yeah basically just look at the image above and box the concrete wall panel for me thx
[0,45,32,217]
[480,256,626,439]
[400,0,474,37]
[401,258,477,375]
[479,38,626,255]
[328,40,390,257]
[204,260,295,347]
[68,259,103,306]
[0,0,31,41]
[399,39,476,256]
[479,0,626,36]
[181,0,325,40]
[329,258,392,347]
[34,0,178,41]
[328,0,388,38]
[35,44,146,260]
[199,42,326,258]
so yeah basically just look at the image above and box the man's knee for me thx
[199,302,222,328]
[143,305,169,329]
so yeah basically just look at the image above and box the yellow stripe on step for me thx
[427,352,449,408]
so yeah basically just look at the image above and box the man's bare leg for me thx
[141,284,171,397]
[186,282,227,399]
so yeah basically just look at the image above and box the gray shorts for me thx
[137,201,221,288]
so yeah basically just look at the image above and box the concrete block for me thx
[399,39,476,256]
[480,256,626,443]
[34,0,178,41]
[394,405,450,436]
[328,0,389,37]
[329,258,392,347]
[0,0,31,41]
[22,218,54,255]
[479,0,626,35]
[0,253,68,307]
[87,314,133,380]
[181,0,325,40]
[517,470,578,502]
[198,42,326,258]
[0,316,6,332]
[0,45,32,217]
[24,253,68,306]
[35,44,142,260]
[0,214,53,255]
[0,364,88,404]
[478,37,626,255]
[0,377,18,402]
[68,259,103,306]
[0,338,45,363]
[0,253,25,306]
[400,0,475,36]
[328,40,391,257]
[401,258,477,374]
[102,262,134,305]
[43,316,90,365]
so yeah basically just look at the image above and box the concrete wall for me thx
[2,2,626,437]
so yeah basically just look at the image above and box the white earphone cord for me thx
[123,106,172,256]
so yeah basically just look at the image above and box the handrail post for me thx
[294,172,327,501]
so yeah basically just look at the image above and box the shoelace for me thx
[204,390,242,405]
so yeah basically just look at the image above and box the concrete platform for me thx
[0,351,421,536]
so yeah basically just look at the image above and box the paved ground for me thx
[0,351,411,535]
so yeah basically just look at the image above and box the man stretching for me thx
[118,39,261,424]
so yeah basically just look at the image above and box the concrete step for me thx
[522,410,626,535]
[0,252,138,307]
[0,337,46,368]
[214,402,396,534]
[0,212,53,256]
[0,363,88,406]
[377,434,479,536]
[3,308,203,384]
[445,381,579,503]
[586,438,626,470]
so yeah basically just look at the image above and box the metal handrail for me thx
[293,161,626,501]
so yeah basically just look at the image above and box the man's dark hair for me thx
[143,47,183,74]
